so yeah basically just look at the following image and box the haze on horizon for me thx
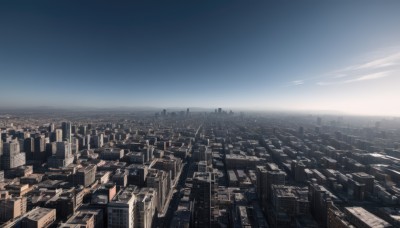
[1,1,400,116]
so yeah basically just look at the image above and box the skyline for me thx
[1,1,400,116]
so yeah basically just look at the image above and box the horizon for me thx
[0,104,398,118]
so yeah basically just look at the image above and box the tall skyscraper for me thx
[49,123,55,132]
[0,139,3,157]
[55,129,63,142]
[34,136,45,160]
[191,172,212,228]
[62,122,72,143]
[24,137,35,160]
[79,125,87,135]
[256,166,268,213]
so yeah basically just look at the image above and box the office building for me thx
[134,188,157,228]
[1,141,26,170]
[22,207,56,228]
[108,186,137,228]
[74,165,97,187]
[62,122,72,143]
[146,169,169,212]
[0,196,27,223]
[47,141,74,168]
[191,172,212,228]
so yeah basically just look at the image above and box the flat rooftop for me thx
[345,207,391,228]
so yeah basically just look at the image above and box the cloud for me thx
[290,80,304,86]
[346,52,400,71]
[286,48,400,87]
[344,71,390,83]
[317,71,391,86]
[315,50,400,86]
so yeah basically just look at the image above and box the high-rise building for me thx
[108,186,137,228]
[49,123,55,132]
[24,137,35,160]
[191,172,212,228]
[134,188,157,228]
[47,141,74,168]
[256,166,268,213]
[0,139,3,157]
[79,125,87,135]
[146,169,169,212]
[266,170,286,201]
[1,141,26,170]
[62,122,72,143]
[91,134,103,148]
[34,136,46,161]
[55,129,63,142]
[308,182,332,227]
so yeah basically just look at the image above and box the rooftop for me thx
[345,207,391,228]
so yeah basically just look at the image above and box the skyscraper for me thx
[191,172,212,228]
[49,123,55,132]
[24,137,35,160]
[55,129,63,142]
[62,122,72,143]
[1,141,26,170]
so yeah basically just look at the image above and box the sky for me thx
[1,1,400,116]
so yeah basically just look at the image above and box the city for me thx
[0,109,400,227]
[1,1,400,227]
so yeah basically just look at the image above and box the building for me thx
[352,172,374,194]
[54,129,62,142]
[60,210,95,228]
[191,172,212,228]
[22,207,56,228]
[1,141,26,170]
[146,169,169,212]
[47,141,74,168]
[100,149,124,160]
[309,182,333,227]
[0,196,27,223]
[344,207,391,228]
[266,170,286,201]
[74,165,97,187]
[108,186,138,228]
[24,137,35,160]
[256,166,268,213]
[62,122,72,143]
[134,188,157,228]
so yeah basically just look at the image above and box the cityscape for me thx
[1,1,400,228]
[0,109,400,227]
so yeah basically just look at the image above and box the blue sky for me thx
[1,1,400,115]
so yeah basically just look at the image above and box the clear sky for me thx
[1,1,400,116]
